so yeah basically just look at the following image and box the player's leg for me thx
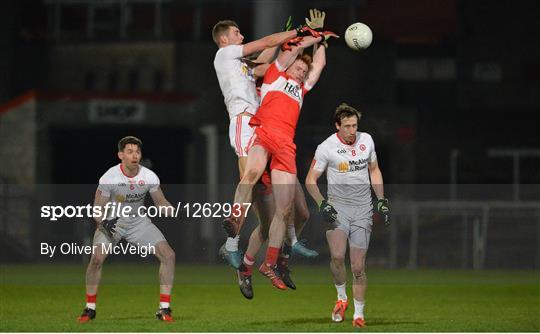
[259,169,296,290]
[125,219,175,322]
[221,115,256,266]
[219,156,249,268]
[326,227,349,322]
[242,190,274,275]
[236,191,274,299]
[287,179,318,258]
[223,144,269,239]
[78,228,114,323]
[154,240,176,322]
[349,223,371,327]
[274,180,315,289]
[234,145,268,211]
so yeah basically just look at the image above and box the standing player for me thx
[212,19,321,268]
[224,29,339,290]
[305,103,390,327]
[78,136,177,323]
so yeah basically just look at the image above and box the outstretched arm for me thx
[275,35,323,70]
[242,30,297,57]
[253,46,280,64]
[305,42,326,88]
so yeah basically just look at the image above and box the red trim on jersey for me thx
[336,133,356,146]
[310,158,317,168]
[119,164,139,178]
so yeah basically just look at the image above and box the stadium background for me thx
[0,0,538,331]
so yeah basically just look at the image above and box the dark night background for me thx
[0,0,538,267]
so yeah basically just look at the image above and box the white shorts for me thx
[229,114,255,157]
[333,203,373,249]
[93,217,166,248]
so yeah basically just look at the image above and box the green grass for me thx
[1,264,539,332]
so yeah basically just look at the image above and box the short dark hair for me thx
[212,20,238,46]
[118,136,142,152]
[333,103,362,125]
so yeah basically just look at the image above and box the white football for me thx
[345,22,373,50]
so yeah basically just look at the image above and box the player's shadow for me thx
[112,315,195,321]
[358,317,424,326]
[247,317,328,326]
[249,317,423,326]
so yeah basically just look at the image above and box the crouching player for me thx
[78,136,176,323]
[305,104,390,327]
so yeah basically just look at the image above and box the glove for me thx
[283,15,293,32]
[281,36,303,51]
[375,198,391,226]
[320,30,339,48]
[319,199,338,227]
[305,8,325,31]
[296,25,321,38]
[101,217,118,237]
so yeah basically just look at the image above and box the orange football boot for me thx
[258,263,287,290]
[352,317,366,328]
[331,299,348,322]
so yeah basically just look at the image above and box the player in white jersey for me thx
[306,103,390,328]
[212,19,322,277]
[78,136,176,323]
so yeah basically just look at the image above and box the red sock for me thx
[86,293,96,303]
[160,294,171,303]
[264,247,280,266]
[241,254,255,276]
[159,293,171,308]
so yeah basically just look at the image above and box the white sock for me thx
[353,299,365,319]
[86,302,96,310]
[287,225,298,245]
[159,301,170,309]
[225,236,239,251]
[335,283,347,301]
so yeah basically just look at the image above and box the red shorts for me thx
[247,126,297,174]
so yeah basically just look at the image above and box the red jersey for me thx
[249,62,312,139]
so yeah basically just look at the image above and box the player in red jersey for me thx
[224,29,338,289]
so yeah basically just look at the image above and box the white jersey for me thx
[214,44,260,119]
[97,164,160,223]
[312,132,377,207]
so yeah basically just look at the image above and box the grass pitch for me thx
[1,263,538,332]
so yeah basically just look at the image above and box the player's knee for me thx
[88,254,105,269]
[351,262,364,273]
[352,267,367,283]
[163,248,175,264]
[243,167,261,184]
[298,206,310,223]
[274,205,292,222]
[331,255,346,266]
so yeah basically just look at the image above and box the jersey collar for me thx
[119,163,140,178]
[336,132,357,146]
